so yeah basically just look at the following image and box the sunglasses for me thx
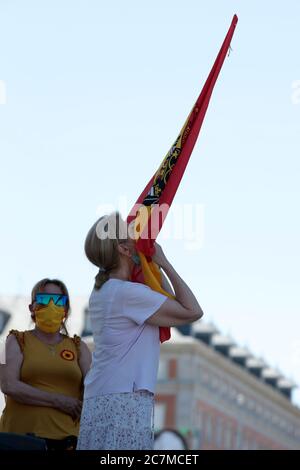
[35,293,68,307]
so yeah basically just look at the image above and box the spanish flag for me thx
[127,15,238,342]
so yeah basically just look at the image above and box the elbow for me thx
[190,308,204,323]
[1,379,16,397]
[1,382,10,396]
[197,307,204,320]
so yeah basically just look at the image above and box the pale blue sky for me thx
[1,1,300,402]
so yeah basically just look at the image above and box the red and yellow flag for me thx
[127,15,238,342]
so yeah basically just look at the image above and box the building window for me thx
[155,395,176,428]
[205,414,213,445]
[215,417,223,448]
[168,358,177,379]
[236,393,245,407]
[235,425,242,450]
[224,423,232,450]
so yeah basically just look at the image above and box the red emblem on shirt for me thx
[60,349,75,361]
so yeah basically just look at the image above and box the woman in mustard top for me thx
[0,278,91,450]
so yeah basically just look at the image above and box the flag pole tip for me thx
[233,14,238,25]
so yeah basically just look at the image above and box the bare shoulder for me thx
[79,340,92,364]
[80,340,91,355]
[6,332,21,350]
[5,332,24,364]
[78,339,92,377]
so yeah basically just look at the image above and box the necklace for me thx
[31,331,62,356]
[47,344,56,356]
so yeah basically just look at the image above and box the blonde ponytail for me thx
[94,269,110,290]
[85,212,128,290]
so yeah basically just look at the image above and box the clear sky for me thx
[1,1,300,403]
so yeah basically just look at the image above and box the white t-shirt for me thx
[83,278,168,397]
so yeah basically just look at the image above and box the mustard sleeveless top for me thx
[0,330,83,440]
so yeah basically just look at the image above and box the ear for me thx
[117,243,131,258]
[29,305,36,322]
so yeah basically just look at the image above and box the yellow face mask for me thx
[34,301,65,333]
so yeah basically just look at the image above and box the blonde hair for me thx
[84,212,129,290]
[31,278,71,336]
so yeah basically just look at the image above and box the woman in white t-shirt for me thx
[77,212,203,450]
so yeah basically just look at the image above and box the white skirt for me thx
[77,390,154,450]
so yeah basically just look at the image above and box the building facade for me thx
[1,296,300,450]
[155,331,300,450]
